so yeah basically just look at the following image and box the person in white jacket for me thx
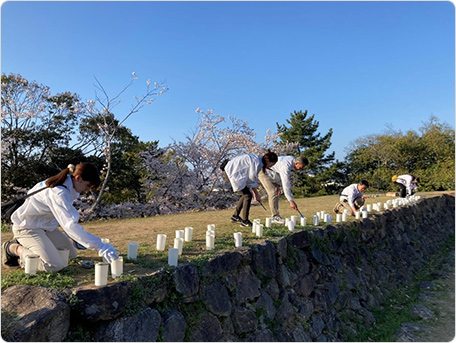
[258,155,308,223]
[393,174,419,198]
[222,151,278,227]
[2,163,118,271]
[333,180,369,216]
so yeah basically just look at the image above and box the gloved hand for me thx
[98,243,118,264]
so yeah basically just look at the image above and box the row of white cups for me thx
[24,194,423,286]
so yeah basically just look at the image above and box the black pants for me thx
[234,187,252,220]
[396,183,407,198]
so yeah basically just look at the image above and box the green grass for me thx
[1,267,78,290]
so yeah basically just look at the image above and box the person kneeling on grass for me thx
[221,150,278,228]
[2,163,117,271]
[333,180,369,216]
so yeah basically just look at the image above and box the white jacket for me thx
[268,156,295,202]
[396,174,418,195]
[11,175,103,250]
[339,183,364,208]
[224,154,263,192]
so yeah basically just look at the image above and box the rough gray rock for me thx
[71,281,134,321]
[1,285,70,342]
[96,307,161,342]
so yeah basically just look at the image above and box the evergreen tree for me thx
[276,110,345,196]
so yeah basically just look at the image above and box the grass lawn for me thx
[1,191,452,288]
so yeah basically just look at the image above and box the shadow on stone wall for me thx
[2,194,454,342]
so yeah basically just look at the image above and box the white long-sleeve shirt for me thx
[224,154,263,192]
[339,183,364,208]
[11,175,103,250]
[396,174,418,196]
[268,156,296,202]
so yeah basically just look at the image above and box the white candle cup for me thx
[256,224,264,237]
[355,212,361,219]
[175,230,185,239]
[325,214,332,223]
[156,234,167,251]
[207,224,215,233]
[184,227,193,242]
[291,215,297,225]
[265,217,272,228]
[110,256,123,279]
[342,212,348,222]
[234,232,243,247]
[343,209,349,214]
[366,204,372,212]
[168,248,179,267]
[285,218,289,226]
[252,221,257,234]
[174,237,184,255]
[253,218,261,224]
[127,242,139,260]
[320,211,326,220]
[300,217,307,226]
[287,220,295,232]
[24,254,40,275]
[206,232,215,250]
[95,262,109,286]
[313,215,319,226]
[362,210,368,219]
[58,248,69,268]
[336,213,342,222]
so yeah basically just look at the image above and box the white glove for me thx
[98,243,118,264]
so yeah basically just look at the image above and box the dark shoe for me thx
[231,215,242,223]
[2,240,19,267]
[240,219,253,228]
[333,203,341,214]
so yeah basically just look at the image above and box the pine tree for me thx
[276,110,345,196]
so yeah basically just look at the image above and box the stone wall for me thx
[2,194,454,342]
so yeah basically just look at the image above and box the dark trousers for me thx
[397,183,407,198]
[234,187,252,220]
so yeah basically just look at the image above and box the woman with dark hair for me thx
[222,150,278,227]
[2,163,117,271]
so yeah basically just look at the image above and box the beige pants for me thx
[258,170,281,217]
[12,225,77,272]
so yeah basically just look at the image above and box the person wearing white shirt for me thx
[2,163,118,271]
[393,174,419,198]
[222,151,278,227]
[258,156,308,223]
[334,180,369,216]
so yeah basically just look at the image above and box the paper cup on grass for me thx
[156,234,167,251]
[127,242,139,259]
[25,254,40,275]
[95,262,109,286]
[110,256,123,279]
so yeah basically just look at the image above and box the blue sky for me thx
[2,1,454,161]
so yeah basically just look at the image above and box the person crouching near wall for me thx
[333,180,369,216]
[221,150,278,228]
[2,163,117,271]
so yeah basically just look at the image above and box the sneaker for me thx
[230,215,242,223]
[2,240,19,267]
[272,215,285,224]
[240,219,253,228]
